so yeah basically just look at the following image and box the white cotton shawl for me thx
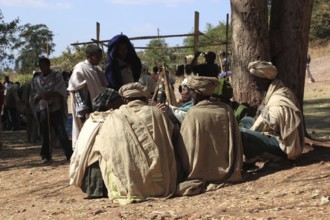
[251,79,304,159]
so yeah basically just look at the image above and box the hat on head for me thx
[187,75,220,96]
[248,61,277,80]
[92,87,120,111]
[119,82,149,98]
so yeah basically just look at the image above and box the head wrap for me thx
[187,75,220,96]
[181,78,188,86]
[104,34,142,90]
[119,82,148,98]
[92,87,120,111]
[248,61,277,80]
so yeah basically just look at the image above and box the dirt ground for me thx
[1,57,330,219]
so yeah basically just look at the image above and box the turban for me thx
[248,61,277,80]
[119,82,148,98]
[187,75,220,96]
[92,87,120,111]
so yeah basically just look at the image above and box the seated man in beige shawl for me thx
[240,61,304,168]
[85,82,177,204]
[69,88,123,199]
[176,75,243,196]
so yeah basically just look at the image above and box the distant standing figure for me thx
[0,82,4,116]
[188,51,220,77]
[4,82,23,130]
[3,75,13,96]
[67,44,108,150]
[104,34,142,91]
[306,54,315,83]
[31,57,72,163]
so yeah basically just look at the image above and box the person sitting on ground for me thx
[176,75,243,196]
[188,51,220,77]
[31,57,73,163]
[70,88,123,199]
[240,61,304,169]
[67,44,108,150]
[219,59,232,78]
[105,34,142,91]
[157,78,193,124]
[212,77,249,123]
[74,83,177,204]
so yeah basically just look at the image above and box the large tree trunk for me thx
[230,0,271,115]
[270,0,313,109]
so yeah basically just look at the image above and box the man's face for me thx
[87,52,103,65]
[38,62,50,74]
[190,90,197,105]
[117,42,128,60]
[180,85,191,102]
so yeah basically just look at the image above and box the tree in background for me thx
[13,24,55,74]
[51,45,87,72]
[142,39,176,67]
[183,22,231,57]
[230,0,313,114]
[309,0,330,41]
[230,0,271,114]
[0,10,20,69]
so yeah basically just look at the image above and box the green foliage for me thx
[183,22,231,55]
[142,39,177,67]
[13,24,55,74]
[0,72,33,86]
[310,0,330,40]
[0,10,21,67]
[11,73,33,85]
[51,45,87,72]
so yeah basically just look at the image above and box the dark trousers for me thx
[240,128,287,162]
[6,107,19,130]
[37,110,72,160]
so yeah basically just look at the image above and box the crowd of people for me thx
[1,34,305,205]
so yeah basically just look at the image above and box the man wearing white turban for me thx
[176,75,243,196]
[241,61,304,168]
[84,82,177,204]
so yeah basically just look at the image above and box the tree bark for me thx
[230,0,271,115]
[270,0,313,109]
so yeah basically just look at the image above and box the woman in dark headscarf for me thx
[105,34,142,91]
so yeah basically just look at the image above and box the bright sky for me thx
[0,0,231,58]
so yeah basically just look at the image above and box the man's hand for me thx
[156,103,166,111]
[194,51,202,58]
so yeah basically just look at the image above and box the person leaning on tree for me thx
[240,61,304,169]
[31,57,73,163]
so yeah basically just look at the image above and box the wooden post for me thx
[225,13,229,71]
[193,11,200,56]
[96,22,100,46]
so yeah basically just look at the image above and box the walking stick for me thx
[45,101,52,159]
[162,64,177,106]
